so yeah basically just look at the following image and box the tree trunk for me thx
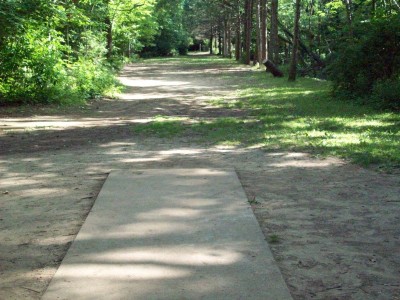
[218,29,222,55]
[288,0,301,81]
[105,15,113,60]
[284,42,290,64]
[270,0,279,64]
[223,19,228,57]
[255,0,262,65]
[243,0,253,64]
[235,3,241,61]
[260,0,268,62]
[227,18,232,58]
[209,25,214,54]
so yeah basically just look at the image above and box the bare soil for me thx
[1,55,399,299]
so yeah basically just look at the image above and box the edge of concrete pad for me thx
[42,168,293,300]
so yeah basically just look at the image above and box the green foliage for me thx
[328,15,400,108]
[269,234,281,244]
[111,0,158,58]
[142,0,189,56]
[133,116,187,137]
[0,25,66,104]
[67,58,119,101]
[372,79,400,110]
[0,0,158,105]
[0,22,119,105]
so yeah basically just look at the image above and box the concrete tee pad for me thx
[43,169,292,299]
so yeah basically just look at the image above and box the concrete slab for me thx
[42,169,292,300]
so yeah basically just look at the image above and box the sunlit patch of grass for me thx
[211,72,399,169]
[142,55,241,67]
[208,98,244,109]
[133,116,188,138]
[133,116,262,145]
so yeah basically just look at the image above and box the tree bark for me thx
[260,0,268,62]
[223,19,228,57]
[209,25,214,54]
[288,0,301,81]
[243,0,253,64]
[270,0,279,64]
[235,2,241,61]
[105,15,113,60]
[227,18,232,58]
[255,0,262,65]
[218,29,222,55]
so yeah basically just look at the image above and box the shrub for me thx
[66,58,119,101]
[0,26,120,105]
[328,14,400,108]
[372,79,400,110]
[0,26,66,104]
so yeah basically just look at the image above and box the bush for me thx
[0,26,66,104]
[66,58,119,101]
[0,26,120,105]
[328,14,400,108]
[372,79,400,110]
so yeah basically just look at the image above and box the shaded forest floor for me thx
[0,55,399,299]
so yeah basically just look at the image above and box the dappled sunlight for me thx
[40,169,289,299]
[201,74,400,166]
[79,222,192,239]
[3,55,398,299]
[119,157,164,163]
[0,173,71,199]
[136,207,205,219]
[50,264,190,280]
[0,116,152,134]
[36,235,79,247]
[1,119,84,129]
[345,118,398,128]
[118,77,190,88]
[1,177,39,187]
[98,142,137,148]
[269,156,342,168]
[21,187,68,197]
[118,92,182,101]
[252,90,316,97]
[94,246,241,266]
[158,149,202,155]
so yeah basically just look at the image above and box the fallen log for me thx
[263,59,284,77]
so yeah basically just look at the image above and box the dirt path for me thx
[1,55,399,299]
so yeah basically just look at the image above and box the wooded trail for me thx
[0,56,399,299]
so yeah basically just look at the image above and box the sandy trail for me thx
[0,56,399,299]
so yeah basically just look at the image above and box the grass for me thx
[140,54,239,66]
[133,55,400,171]
[133,116,188,138]
[269,234,281,244]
